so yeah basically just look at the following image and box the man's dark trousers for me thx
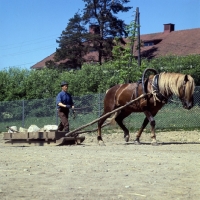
[57,108,69,132]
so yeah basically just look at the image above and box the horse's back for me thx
[104,83,140,110]
[115,83,141,105]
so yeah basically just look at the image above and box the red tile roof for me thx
[31,49,99,69]
[31,53,55,69]
[31,25,200,69]
[137,28,200,58]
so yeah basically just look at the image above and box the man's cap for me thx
[60,81,68,87]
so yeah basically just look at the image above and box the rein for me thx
[179,80,187,105]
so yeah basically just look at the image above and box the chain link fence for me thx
[0,87,200,133]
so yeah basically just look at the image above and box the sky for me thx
[0,0,200,70]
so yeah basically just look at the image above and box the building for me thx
[31,23,200,69]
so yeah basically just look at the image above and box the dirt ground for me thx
[0,130,200,200]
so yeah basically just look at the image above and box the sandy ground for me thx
[0,130,200,200]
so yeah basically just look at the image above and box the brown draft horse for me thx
[97,68,195,145]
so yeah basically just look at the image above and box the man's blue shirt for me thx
[56,91,74,109]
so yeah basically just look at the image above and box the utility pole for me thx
[127,7,141,83]
[128,11,137,67]
[129,7,141,69]
[136,7,141,66]
[127,9,137,83]
[130,10,137,64]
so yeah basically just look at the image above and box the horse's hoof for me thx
[134,140,141,145]
[151,141,159,146]
[98,140,106,146]
[124,135,129,142]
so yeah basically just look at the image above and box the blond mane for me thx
[158,72,195,97]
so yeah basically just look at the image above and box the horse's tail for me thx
[103,85,122,125]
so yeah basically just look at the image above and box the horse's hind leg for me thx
[97,112,112,145]
[115,110,132,142]
[97,111,115,146]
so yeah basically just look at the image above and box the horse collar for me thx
[152,74,168,104]
[152,74,159,92]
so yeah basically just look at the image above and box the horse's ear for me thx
[184,75,189,82]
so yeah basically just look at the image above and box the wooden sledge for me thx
[3,130,85,146]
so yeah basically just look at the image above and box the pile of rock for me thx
[8,125,58,133]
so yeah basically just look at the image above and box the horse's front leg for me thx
[134,117,149,145]
[143,110,158,145]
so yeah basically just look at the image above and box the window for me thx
[89,47,97,52]
[144,42,154,46]
[143,39,162,46]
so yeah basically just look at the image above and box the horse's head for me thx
[179,75,195,110]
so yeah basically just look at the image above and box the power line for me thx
[0,44,56,58]
[1,38,198,61]
[0,61,36,69]
[0,34,59,49]
[0,38,57,51]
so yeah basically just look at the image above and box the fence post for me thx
[22,99,25,127]
[55,97,58,125]
[98,93,101,118]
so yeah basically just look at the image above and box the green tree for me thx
[142,55,200,85]
[55,13,89,69]
[82,0,132,64]
[23,68,60,99]
[110,21,145,83]
[0,68,30,101]
[45,60,57,69]
[0,69,10,101]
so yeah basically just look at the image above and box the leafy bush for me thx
[0,54,200,101]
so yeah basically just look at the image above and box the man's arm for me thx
[56,93,69,108]
[58,102,69,108]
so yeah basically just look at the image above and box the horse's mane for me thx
[158,72,195,97]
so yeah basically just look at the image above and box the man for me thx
[56,81,74,132]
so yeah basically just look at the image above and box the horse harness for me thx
[134,74,168,107]
[151,74,168,105]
